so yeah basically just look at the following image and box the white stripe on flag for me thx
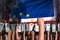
[21,17,56,22]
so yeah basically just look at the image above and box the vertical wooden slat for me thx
[8,30,12,40]
[51,34,52,40]
[37,18,44,40]
[47,32,49,40]
[55,31,58,40]
[31,31,34,40]
[23,32,25,40]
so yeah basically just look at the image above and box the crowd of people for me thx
[0,18,44,40]
[0,18,60,40]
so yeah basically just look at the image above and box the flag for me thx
[10,0,54,19]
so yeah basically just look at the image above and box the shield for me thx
[52,24,56,32]
[45,24,50,32]
[28,23,34,31]
[11,24,16,31]
[21,23,25,32]
[34,23,39,32]
[58,23,60,32]
[5,23,10,32]
[17,24,22,32]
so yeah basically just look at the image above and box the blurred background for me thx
[0,0,60,40]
